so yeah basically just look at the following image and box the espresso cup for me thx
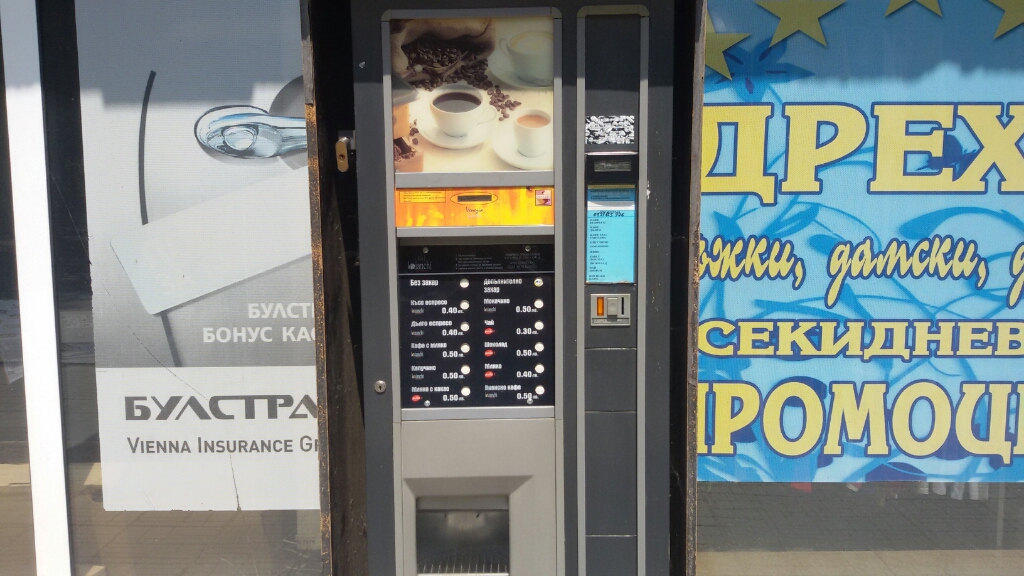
[429,87,497,138]
[499,31,554,86]
[512,109,552,158]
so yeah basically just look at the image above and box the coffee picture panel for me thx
[390,16,555,173]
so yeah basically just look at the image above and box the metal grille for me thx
[417,543,510,574]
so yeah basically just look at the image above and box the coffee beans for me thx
[404,38,493,91]
[448,59,491,90]
[401,39,523,120]
[488,86,521,121]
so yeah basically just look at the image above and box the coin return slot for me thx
[417,496,510,576]
[590,293,630,327]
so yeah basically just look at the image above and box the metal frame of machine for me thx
[336,3,678,575]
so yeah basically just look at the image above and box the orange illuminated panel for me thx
[395,186,554,228]
[596,296,605,317]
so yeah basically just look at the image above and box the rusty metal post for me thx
[303,0,370,574]
[685,2,706,575]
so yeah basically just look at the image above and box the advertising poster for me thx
[699,1,1024,484]
[390,16,555,173]
[75,1,318,510]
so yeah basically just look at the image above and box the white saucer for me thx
[488,49,553,90]
[417,114,495,150]
[491,121,554,170]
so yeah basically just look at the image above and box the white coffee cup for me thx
[429,87,497,138]
[499,31,554,86]
[513,109,553,158]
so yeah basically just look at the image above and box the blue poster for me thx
[587,186,637,283]
[699,0,1024,483]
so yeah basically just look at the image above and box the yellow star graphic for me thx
[756,0,846,47]
[990,0,1024,38]
[705,13,749,79]
[885,0,942,17]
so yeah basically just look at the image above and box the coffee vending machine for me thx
[346,2,676,575]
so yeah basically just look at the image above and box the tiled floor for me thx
[699,550,1024,576]
[0,477,35,575]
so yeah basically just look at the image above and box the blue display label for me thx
[586,186,636,284]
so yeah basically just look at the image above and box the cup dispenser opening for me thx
[416,496,511,576]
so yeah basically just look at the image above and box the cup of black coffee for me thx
[430,87,497,138]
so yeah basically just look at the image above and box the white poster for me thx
[75,0,318,510]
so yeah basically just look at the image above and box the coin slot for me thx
[453,194,497,204]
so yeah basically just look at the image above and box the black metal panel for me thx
[583,15,641,153]
[585,411,637,535]
[586,536,638,576]
[584,348,636,412]
[397,244,556,409]
[349,3,395,573]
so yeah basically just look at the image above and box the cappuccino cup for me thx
[429,87,497,138]
[499,31,554,86]
[513,109,552,158]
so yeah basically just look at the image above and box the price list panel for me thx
[398,244,555,410]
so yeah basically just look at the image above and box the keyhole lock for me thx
[374,380,387,394]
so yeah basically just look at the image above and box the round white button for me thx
[534,342,545,352]
[534,321,545,330]
[460,322,470,332]
[460,278,470,288]
[534,364,545,374]
[461,386,471,396]
[527,397,534,404]
[535,385,546,396]
[460,300,470,310]
[534,277,544,287]
[461,365,471,375]
[534,299,544,309]
[460,344,471,354]
[424,400,431,407]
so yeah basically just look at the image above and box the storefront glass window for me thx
[42,2,322,573]
[697,2,1024,574]
[0,30,37,576]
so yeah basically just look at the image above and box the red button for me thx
[484,327,495,335]
[412,394,421,403]
[485,371,495,379]
[485,349,495,357]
